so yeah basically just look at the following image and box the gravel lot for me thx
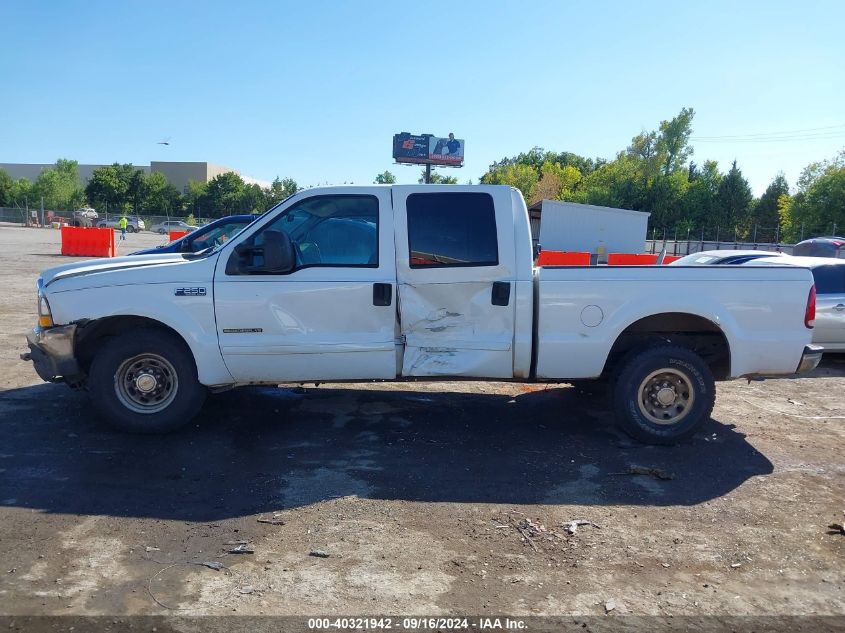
[0,226,843,625]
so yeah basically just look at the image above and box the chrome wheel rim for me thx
[114,353,178,414]
[637,368,694,425]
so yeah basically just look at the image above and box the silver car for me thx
[149,220,196,235]
[97,216,145,232]
[668,249,785,266]
[744,256,845,352]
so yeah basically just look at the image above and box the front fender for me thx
[48,284,233,386]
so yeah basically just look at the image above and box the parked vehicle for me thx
[71,207,98,228]
[792,237,845,259]
[149,220,196,235]
[744,256,845,352]
[668,250,785,266]
[131,215,254,255]
[23,185,821,444]
[97,216,145,233]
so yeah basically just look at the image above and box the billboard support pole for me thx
[424,164,431,184]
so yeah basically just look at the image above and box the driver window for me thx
[251,195,379,269]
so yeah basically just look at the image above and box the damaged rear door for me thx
[392,187,517,378]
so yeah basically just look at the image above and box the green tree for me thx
[266,177,299,206]
[418,169,459,185]
[85,163,144,213]
[127,170,147,214]
[682,160,722,228]
[531,161,583,204]
[0,169,13,206]
[657,107,695,175]
[140,171,182,215]
[581,154,645,211]
[374,170,396,184]
[716,160,753,230]
[34,159,85,211]
[780,151,845,240]
[204,172,246,217]
[751,173,789,229]
[10,178,35,207]
[184,180,209,216]
[479,163,537,199]
[240,183,267,214]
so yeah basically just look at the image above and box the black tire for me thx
[126,225,136,233]
[88,328,206,433]
[611,344,715,445]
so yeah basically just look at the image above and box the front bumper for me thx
[796,344,824,374]
[21,324,80,383]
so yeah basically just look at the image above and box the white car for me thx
[23,185,821,444]
[149,220,195,235]
[669,249,785,266]
[744,256,845,352]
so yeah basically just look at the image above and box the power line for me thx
[692,123,845,141]
[692,124,845,143]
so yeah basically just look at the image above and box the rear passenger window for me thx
[812,266,845,294]
[406,192,498,268]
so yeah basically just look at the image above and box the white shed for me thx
[532,200,650,257]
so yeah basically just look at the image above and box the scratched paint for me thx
[398,282,514,378]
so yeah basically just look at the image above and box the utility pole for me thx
[425,164,432,184]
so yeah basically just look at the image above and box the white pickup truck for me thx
[23,185,822,443]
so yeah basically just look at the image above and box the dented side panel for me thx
[391,185,529,379]
[399,281,515,378]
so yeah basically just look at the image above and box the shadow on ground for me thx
[0,381,773,521]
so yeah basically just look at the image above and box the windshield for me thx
[668,253,719,266]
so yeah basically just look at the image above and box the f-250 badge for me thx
[174,287,206,296]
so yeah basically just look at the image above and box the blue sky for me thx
[2,0,844,194]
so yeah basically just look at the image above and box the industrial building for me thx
[0,161,271,192]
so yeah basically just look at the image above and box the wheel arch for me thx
[75,315,196,375]
[603,312,732,381]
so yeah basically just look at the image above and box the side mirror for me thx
[226,229,296,275]
[261,230,296,272]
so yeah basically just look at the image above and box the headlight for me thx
[38,294,54,328]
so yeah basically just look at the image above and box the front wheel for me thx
[126,225,136,233]
[88,328,206,433]
[612,345,715,445]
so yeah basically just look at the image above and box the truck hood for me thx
[42,253,190,287]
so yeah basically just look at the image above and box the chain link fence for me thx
[646,223,841,256]
[0,207,214,230]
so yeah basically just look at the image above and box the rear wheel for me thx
[127,225,136,233]
[612,345,714,444]
[88,328,206,433]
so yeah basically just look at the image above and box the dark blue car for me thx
[131,215,256,255]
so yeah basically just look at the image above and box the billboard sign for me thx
[393,132,464,166]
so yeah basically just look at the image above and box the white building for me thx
[530,200,650,258]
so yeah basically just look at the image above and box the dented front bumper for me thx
[21,324,80,383]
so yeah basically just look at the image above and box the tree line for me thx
[478,108,844,242]
[0,161,300,220]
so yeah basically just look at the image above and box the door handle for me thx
[835,304,845,311]
[373,283,392,306]
[491,281,511,306]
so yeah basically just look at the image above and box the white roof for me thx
[743,255,845,268]
[540,199,651,218]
